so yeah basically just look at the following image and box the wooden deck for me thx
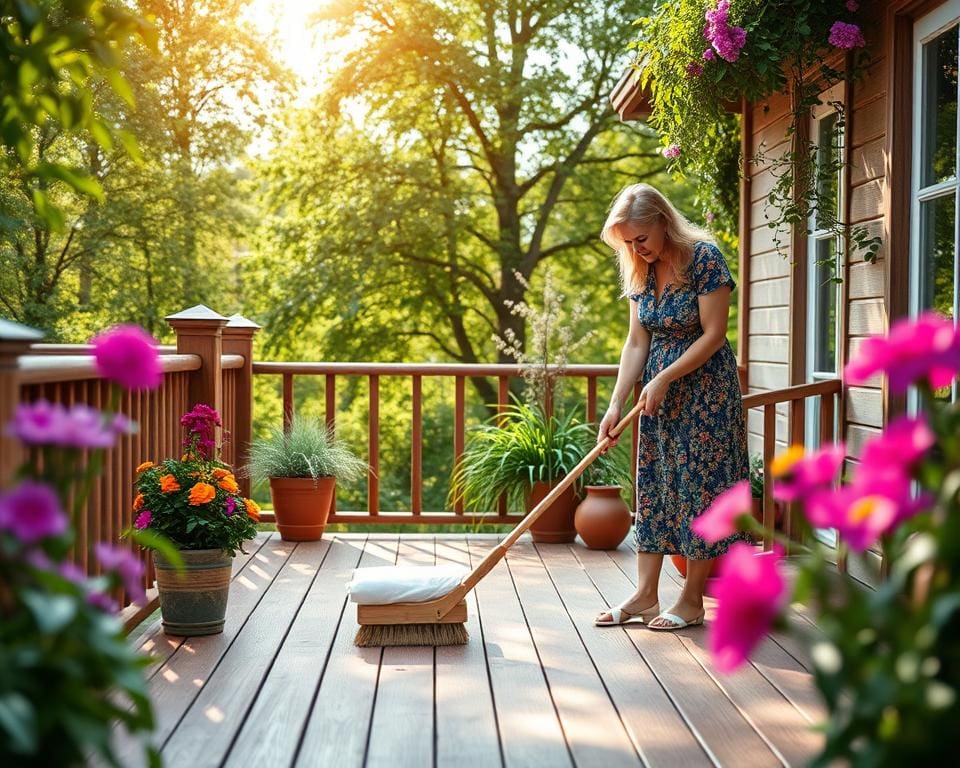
[114,532,825,767]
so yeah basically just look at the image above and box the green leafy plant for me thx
[449,401,594,512]
[134,404,259,557]
[583,444,633,489]
[631,0,881,264]
[749,453,764,498]
[245,415,367,484]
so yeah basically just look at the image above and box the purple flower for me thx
[87,591,119,614]
[703,0,746,62]
[224,496,237,516]
[8,400,68,445]
[0,482,68,544]
[134,509,153,529]
[94,543,146,605]
[180,403,222,460]
[7,401,124,449]
[663,144,681,159]
[109,413,137,436]
[685,61,704,78]
[771,443,846,503]
[846,0,859,11]
[703,48,716,61]
[91,324,162,391]
[829,21,866,49]
[59,561,87,585]
[62,404,118,448]
[705,210,715,223]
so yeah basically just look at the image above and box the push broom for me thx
[349,397,646,647]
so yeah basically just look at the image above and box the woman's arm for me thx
[597,299,651,444]
[639,285,731,416]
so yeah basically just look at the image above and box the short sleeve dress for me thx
[629,241,749,559]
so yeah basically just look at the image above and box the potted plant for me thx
[450,401,593,542]
[575,447,634,550]
[245,415,366,542]
[134,403,259,636]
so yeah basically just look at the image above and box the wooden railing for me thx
[253,361,634,525]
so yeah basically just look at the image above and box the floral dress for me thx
[629,241,749,559]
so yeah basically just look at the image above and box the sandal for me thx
[646,610,706,631]
[594,601,660,627]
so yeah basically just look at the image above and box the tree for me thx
[252,0,688,401]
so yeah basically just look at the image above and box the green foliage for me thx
[749,452,764,498]
[582,443,633,490]
[245,415,367,484]
[631,0,881,265]
[449,401,594,512]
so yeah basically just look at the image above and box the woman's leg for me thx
[647,557,710,628]
[596,552,662,621]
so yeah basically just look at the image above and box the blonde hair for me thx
[600,183,715,296]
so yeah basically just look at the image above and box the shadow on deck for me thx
[116,532,825,767]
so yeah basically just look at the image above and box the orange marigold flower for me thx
[160,474,181,493]
[188,482,216,506]
[135,461,154,473]
[244,498,261,522]
[212,468,230,479]
[218,475,239,494]
[133,493,144,512]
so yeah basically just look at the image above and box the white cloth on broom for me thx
[346,564,468,605]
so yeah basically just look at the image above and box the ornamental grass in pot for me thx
[245,415,366,542]
[449,401,594,542]
[133,404,260,636]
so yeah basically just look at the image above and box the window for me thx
[911,1,960,404]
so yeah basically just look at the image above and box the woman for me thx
[595,183,748,631]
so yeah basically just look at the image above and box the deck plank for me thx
[509,541,642,767]
[221,535,369,766]
[160,539,331,766]
[113,535,297,765]
[293,536,400,768]
[535,541,713,768]
[435,538,503,768]
[585,546,782,767]
[365,538,437,768]
[471,538,573,768]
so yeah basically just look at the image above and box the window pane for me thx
[919,193,957,402]
[816,112,840,228]
[813,237,839,374]
[922,26,959,187]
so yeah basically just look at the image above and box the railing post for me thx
[0,319,44,485]
[222,314,261,498]
[165,305,229,440]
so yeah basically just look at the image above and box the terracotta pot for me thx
[527,480,579,543]
[269,476,335,541]
[574,486,632,550]
[155,549,232,636]
[670,554,722,580]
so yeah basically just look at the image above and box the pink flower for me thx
[846,0,859,10]
[770,443,845,503]
[703,0,746,62]
[94,543,146,605]
[134,509,153,529]
[856,415,934,484]
[224,496,237,516]
[87,591,119,613]
[705,210,715,223]
[0,482,68,544]
[844,312,960,393]
[807,488,900,551]
[703,48,716,61]
[685,61,704,77]
[663,144,681,159]
[828,21,866,49]
[7,401,124,449]
[692,481,752,544]
[8,400,68,445]
[91,324,162,391]
[710,544,788,673]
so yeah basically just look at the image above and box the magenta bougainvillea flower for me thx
[844,312,960,393]
[134,509,153,529]
[692,480,752,544]
[0,481,68,544]
[224,496,237,517]
[703,0,746,62]
[662,143,681,159]
[180,403,222,460]
[94,543,146,605]
[685,61,704,77]
[709,543,788,673]
[770,443,846,503]
[91,324,162,391]
[828,20,866,49]
[702,47,716,61]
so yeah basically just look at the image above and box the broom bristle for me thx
[354,623,469,647]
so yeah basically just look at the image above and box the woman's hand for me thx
[597,404,621,451]
[639,374,669,416]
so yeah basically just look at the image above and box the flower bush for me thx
[696,311,960,764]
[134,403,259,556]
[630,0,880,262]
[0,324,174,767]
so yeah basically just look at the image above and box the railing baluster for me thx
[762,403,776,552]
[586,376,597,424]
[369,374,379,516]
[454,375,465,514]
[411,375,422,515]
[497,376,509,516]
[282,373,294,432]
[325,373,336,515]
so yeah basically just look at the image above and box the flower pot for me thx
[154,549,232,636]
[528,480,579,543]
[575,486,632,549]
[670,554,722,580]
[269,476,335,541]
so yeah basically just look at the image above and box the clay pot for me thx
[269,476,335,541]
[574,486,632,550]
[527,480,579,543]
[670,554,722,580]
[155,549,232,636]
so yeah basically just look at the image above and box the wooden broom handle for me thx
[437,396,646,616]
